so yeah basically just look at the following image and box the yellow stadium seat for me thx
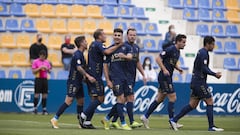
[12,52,30,67]
[35,19,51,33]
[226,0,240,11]
[0,52,12,66]
[226,10,240,23]
[52,19,67,33]
[83,20,97,34]
[48,52,63,67]
[67,20,83,34]
[0,34,16,49]
[55,4,71,18]
[40,4,55,17]
[99,20,113,35]
[24,4,40,17]
[71,5,87,18]
[48,35,63,49]
[86,5,104,18]
[16,34,31,49]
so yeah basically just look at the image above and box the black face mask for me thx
[38,38,42,43]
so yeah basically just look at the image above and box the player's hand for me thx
[215,72,222,79]
[118,53,125,59]
[163,69,170,76]
[107,80,113,89]
[142,76,147,85]
[178,68,183,74]
[87,75,96,83]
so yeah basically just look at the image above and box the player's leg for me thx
[76,85,84,128]
[33,78,41,114]
[167,92,176,119]
[42,79,48,115]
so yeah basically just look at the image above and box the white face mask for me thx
[145,60,150,65]
[170,28,175,32]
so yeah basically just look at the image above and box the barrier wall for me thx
[0,79,239,115]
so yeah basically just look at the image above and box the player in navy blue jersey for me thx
[140,34,186,129]
[50,36,96,129]
[169,36,224,132]
[80,29,123,129]
[101,28,133,130]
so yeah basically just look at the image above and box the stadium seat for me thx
[198,9,213,22]
[118,0,134,7]
[67,20,83,34]
[40,4,55,18]
[86,5,104,18]
[130,22,146,35]
[8,69,22,79]
[28,0,43,4]
[0,3,10,17]
[24,4,40,17]
[238,58,240,69]
[226,0,239,10]
[12,52,30,67]
[179,56,189,70]
[223,58,238,70]
[99,20,113,35]
[145,23,161,36]
[89,0,103,6]
[52,19,67,34]
[237,74,240,83]
[24,69,35,79]
[101,5,118,19]
[0,34,16,49]
[132,7,148,20]
[35,19,51,33]
[157,40,163,52]
[71,5,87,18]
[48,71,55,79]
[73,0,88,5]
[0,70,6,78]
[211,24,227,38]
[103,0,117,6]
[212,9,228,22]
[5,19,21,32]
[185,73,192,83]
[16,34,31,49]
[226,25,240,38]
[43,0,58,4]
[59,0,73,5]
[48,35,63,50]
[117,6,133,19]
[196,24,209,37]
[114,22,127,31]
[0,19,5,32]
[0,52,12,66]
[172,73,183,83]
[10,3,25,17]
[213,41,226,54]
[48,53,63,67]
[226,10,240,23]
[13,0,28,4]
[55,4,71,18]
[183,8,198,22]
[168,0,183,9]
[142,39,158,52]
[224,41,240,54]
[21,19,37,33]
[183,0,197,9]
[56,70,69,80]
[212,0,226,10]
[83,20,97,34]
[198,0,211,9]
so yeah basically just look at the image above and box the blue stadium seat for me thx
[223,58,238,70]
[59,0,73,5]
[13,0,28,4]
[117,6,133,19]
[224,41,240,54]
[198,9,213,22]
[145,23,161,36]
[237,74,240,83]
[168,0,183,9]
[196,24,209,37]
[212,0,226,10]
[183,8,198,21]
[0,3,10,17]
[238,58,240,69]
[143,39,158,52]
[56,70,69,80]
[0,70,6,78]
[212,9,228,22]
[49,71,55,79]
[198,0,211,9]
[118,0,134,7]
[24,69,35,79]
[89,0,103,6]
[21,19,37,33]
[28,0,43,4]
[183,0,197,9]
[8,69,22,79]
[43,0,58,4]
[0,19,5,32]
[213,41,226,54]
[104,0,117,6]
[73,0,88,5]
[10,3,25,17]
[211,24,226,38]
[158,40,163,52]
[5,19,21,32]
[130,22,146,36]
[179,56,189,70]
[102,5,118,19]
[132,7,148,20]
[172,73,183,83]
[114,22,127,31]
[226,25,240,38]
[185,73,192,83]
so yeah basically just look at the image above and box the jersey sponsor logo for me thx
[77,59,81,64]
[161,51,166,55]
[204,59,207,64]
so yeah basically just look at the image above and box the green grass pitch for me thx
[0,113,239,135]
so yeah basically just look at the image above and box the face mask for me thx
[65,39,71,44]
[38,38,42,43]
[170,28,175,33]
[145,60,150,65]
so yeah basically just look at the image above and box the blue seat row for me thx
[0,3,25,17]
[223,58,240,71]
[0,19,37,32]
[214,41,240,55]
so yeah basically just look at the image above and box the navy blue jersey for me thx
[67,50,86,86]
[191,48,216,83]
[159,45,180,76]
[87,41,106,79]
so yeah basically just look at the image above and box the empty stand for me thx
[0,3,10,17]
[179,56,189,70]
[212,0,226,10]
[86,5,104,18]
[196,24,209,37]
[21,19,37,32]
[48,52,63,67]
[5,19,21,32]
[0,70,6,78]
[0,52,12,66]
[52,19,67,34]
[12,52,30,67]
[118,0,134,7]
[223,58,238,70]
[88,0,104,6]
[74,0,88,5]
[59,0,73,5]
[55,4,71,18]
[103,0,118,6]
[226,25,240,38]
[0,34,16,48]
[0,20,5,32]
[226,10,240,23]
[24,69,35,79]
[145,23,161,36]
[172,73,183,83]
[132,7,148,20]
[198,0,211,9]
[183,8,198,21]
[8,69,22,79]
[212,9,228,22]
[48,35,63,49]
[99,20,113,35]
[183,0,197,9]
[102,5,118,19]
[16,34,31,49]
[117,6,133,19]
[130,22,146,35]
[24,4,40,17]
[198,9,213,22]
[224,41,240,54]
[211,24,227,38]
[226,0,239,10]
[142,39,158,52]
[43,0,58,5]
[168,0,183,9]
[71,5,87,18]
[67,20,83,34]
[185,73,192,83]
[28,0,43,4]
[13,0,28,4]
[35,19,51,33]
[10,3,25,17]
[214,41,226,54]
[114,22,127,31]
[40,4,55,17]
[83,20,97,34]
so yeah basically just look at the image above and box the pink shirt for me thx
[32,58,51,78]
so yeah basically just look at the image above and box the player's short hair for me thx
[74,36,85,48]
[127,28,136,35]
[93,29,104,40]
[203,36,215,46]
[113,28,123,34]
[175,34,187,43]
[39,50,46,56]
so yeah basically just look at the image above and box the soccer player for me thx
[101,28,133,130]
[79,29,123,129]
[169,36,224,132]
[140,34,186,129]
[50,36,96,129]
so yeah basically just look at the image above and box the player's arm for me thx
[77,66,96,83]
[175,64,183,74]
[156,55,170,76]
[62,46,77,54]
[118,53,133,60]
[201,54,221,79]
[137,61,147,84]
[103,43,122,55]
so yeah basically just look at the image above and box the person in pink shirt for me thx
[32,50,51,115]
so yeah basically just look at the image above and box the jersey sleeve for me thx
[73,53,84,68]
[200,52,216,76]
[31,60,38,69]
[159,47,171,59]
[96,43,107,54]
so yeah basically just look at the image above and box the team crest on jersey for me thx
[122,46,126,51]
[77,59,81,64]
[102,44,107,48]
[204,59,207,64]
[161,51,166,55]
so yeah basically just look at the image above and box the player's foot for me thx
[121,124,132,130]
[130,121,143,128]
[169,119,178,131]
[176,123,183,128]
[84,124,96,129]
[50,118,59,129]
[208,126,224,131]
[79,114,86,128]
[33,109,37,115]
[42,110,49,115]
[110,122,122,129]
[101,118,110,130]
[140,115,150,129]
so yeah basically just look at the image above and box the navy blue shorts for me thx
[67,82,84,98]
[87,79,104,97]
[158,73,175,94]
[112,78,132,97]
[35,78,48,94]
[190,82,212,100]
